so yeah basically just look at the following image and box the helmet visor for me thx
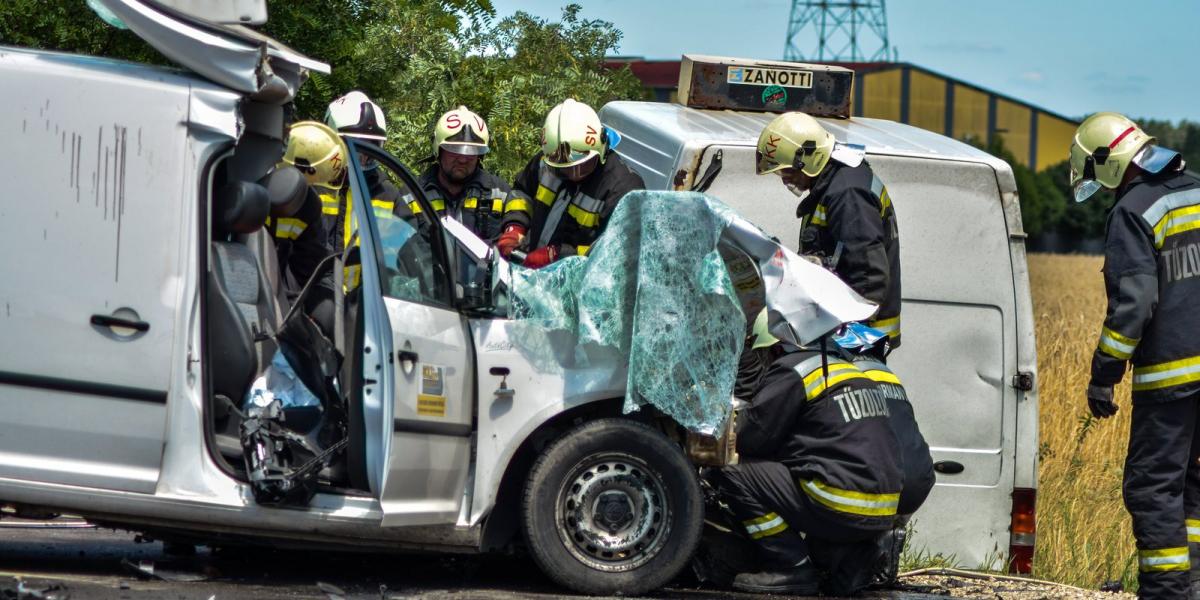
[544,143,597,168]
[440,142,489,156]
[1073,178,1103,203]
[1133,144,1181,175]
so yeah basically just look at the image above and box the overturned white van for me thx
[601,55,1041,572]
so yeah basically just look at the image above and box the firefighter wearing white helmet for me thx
[320,91,405,256]
[498,98,644,268]
[404,106,514,242]
[1071,112,1195,600]
[757,112,901,356]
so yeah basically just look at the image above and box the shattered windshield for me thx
[504,191,876,434]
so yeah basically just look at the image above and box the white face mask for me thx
[785,181,810,201]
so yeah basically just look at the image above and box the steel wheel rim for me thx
[554,451,672,572]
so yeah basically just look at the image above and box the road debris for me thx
[897,569,1135,599]
[0,577,70,600]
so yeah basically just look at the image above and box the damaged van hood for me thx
[92,0,328,103]
[502,191,876,434]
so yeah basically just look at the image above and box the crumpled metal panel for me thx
[507,191,876,434]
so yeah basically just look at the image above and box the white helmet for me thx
[541,98,606,168]
[434,106,490,156]
[324,90,387,141]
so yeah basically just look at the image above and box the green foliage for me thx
[1,0,644,181]
[977,136,1067,238]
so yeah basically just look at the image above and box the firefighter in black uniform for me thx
[405,106,513,243]
[755,112,902,355]
[263,173,330,296]
[710,316,931,595]
[497,98,644,268]
[1073,112,1200,599]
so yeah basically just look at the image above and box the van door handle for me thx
[934,461,965,475]
[90,313,150,332]
[396,350,419,363]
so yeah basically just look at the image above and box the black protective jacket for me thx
[798,160,902,346]
[1091,166,1200,404]
[265,187,330,292]
[852,359,935,516]
[502,151,644,258]
[737,350,904,528]
[407,164,513,242]
[319,168,404,255]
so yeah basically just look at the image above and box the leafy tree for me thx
[0,1,644,181]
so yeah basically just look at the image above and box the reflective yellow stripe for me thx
[1132,355,1200,392]
[409,198,446,215]
[1153,204,1200,249]
[319,193,339,216]
[535,185,557,205]
[492,198,505,213]
[505,198,531,214]
[1188,519,1200,543]
[464,197,479,209]
[1139,547,1190,572]
[741,513,789,540]
[1098,326,1138,360]
[576,245,591,256]
[868,316,900,339]
[861,368,901,385]
[800,361,869,399]
[274,217,307,240]
[567,203,600,228]
[800,479,899,517]
[879,187,892,216]
[811,205,828,227]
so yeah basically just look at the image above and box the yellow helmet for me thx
[1069,112,1156,202]
[541,98,606,168]
[434,105,490,156]
[282,121,348,190]
[756,112,835,177]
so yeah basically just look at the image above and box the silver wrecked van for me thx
[601,55,1041,572]
[0,7,891,596]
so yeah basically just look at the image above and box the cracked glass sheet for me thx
[505,191,877,435]
[508,191,745,435]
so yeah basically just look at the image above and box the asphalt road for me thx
[0,518,945,600]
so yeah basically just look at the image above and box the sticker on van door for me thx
[417,365,447,417]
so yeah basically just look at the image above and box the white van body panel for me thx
[600,100,1039,568]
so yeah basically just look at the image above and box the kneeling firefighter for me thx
[707,319,932,595]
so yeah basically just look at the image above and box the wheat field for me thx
[1029,253,1139,589]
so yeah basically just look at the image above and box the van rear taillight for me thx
[1008,487,1036,574]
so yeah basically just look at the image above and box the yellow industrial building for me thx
[609,59,1079,172]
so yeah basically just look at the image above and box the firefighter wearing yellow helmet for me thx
[404,105,514,242]
[757,112,901,357]
[282,121,348,191]
[498,98,644,268]
[1071,112,1195,600]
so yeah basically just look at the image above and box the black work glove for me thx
[1087,383,1118,419]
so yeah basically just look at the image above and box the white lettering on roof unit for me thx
[727,66,813,89]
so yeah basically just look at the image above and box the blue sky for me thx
[490,0,1199,123]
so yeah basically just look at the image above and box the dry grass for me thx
[1029,253,1138,589]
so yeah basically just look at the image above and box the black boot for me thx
[732,558,821,595]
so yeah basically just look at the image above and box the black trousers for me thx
[707,460,884,594]
[1123,395,1200,599]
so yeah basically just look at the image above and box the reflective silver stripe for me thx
[870,173,884,197]
[801,480,899,510]
[401,193,415,204]
[1188,524,1200,542]
[573,193,604,213]
[1140,552,1189,567]
[1142,189,1200,229]
[854,360,890,374]
[1133,362,1200,385]
[1154,209,1200,247]
[489,187,506,199]
[792,355,829,379]
[744,514,785,534]
[276,221,305,237]
[1099,334,1136,359]
[537,165,563,193]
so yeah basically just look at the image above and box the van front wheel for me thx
[521,418,703,596]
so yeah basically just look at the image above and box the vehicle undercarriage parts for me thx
[507,191,876,435]
[522,419,703,596]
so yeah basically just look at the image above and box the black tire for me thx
[521,418,703,596]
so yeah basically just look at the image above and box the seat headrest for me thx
[215,181,270,235]
[260,166,309,218]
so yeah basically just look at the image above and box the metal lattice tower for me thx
[784,1,891,62]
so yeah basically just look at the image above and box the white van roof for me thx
[601,100,1011,173]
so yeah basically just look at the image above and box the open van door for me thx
[345,142,476,527]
